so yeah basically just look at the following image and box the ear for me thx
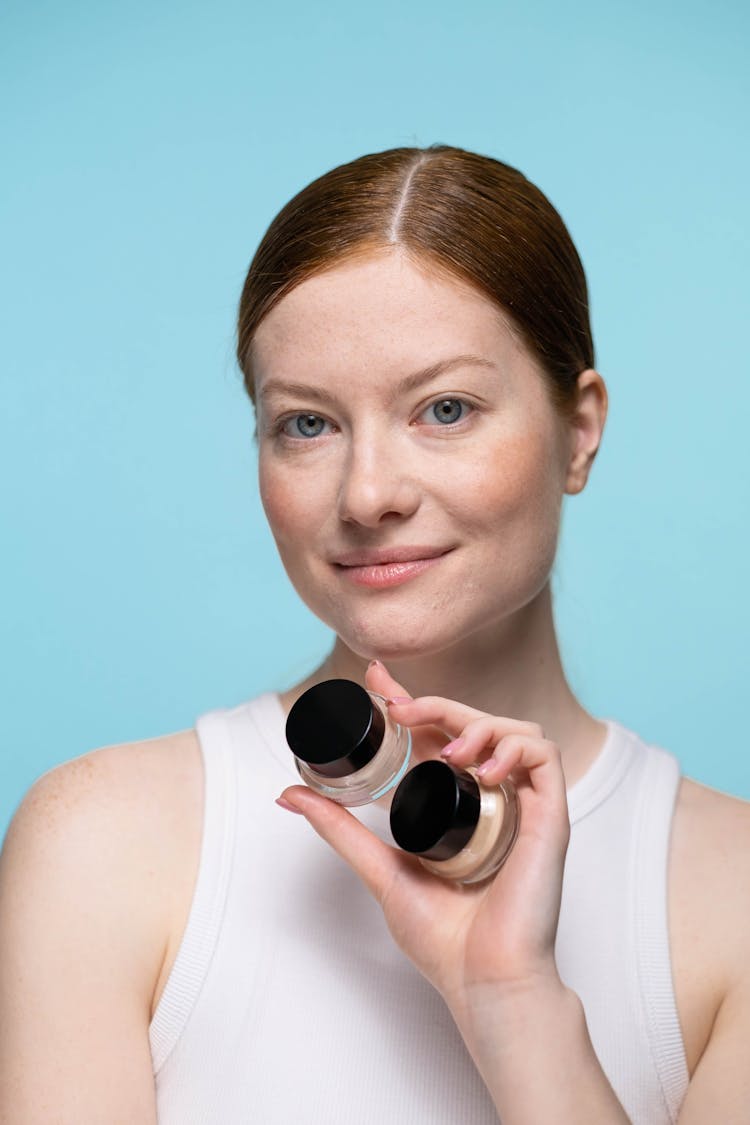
[563,369,608,495]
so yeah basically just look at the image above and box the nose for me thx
[337,430,421,528]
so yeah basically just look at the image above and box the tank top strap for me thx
[149,708,238,1074]
[632,743,690,1121]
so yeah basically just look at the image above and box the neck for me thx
[278,582,608,789]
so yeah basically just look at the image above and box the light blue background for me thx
[2,0,748,838]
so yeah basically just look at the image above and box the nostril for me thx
[337,472,420,527]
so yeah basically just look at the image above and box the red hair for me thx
[237,144,594,421]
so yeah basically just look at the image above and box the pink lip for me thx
[332,545,452,567]
[333,548,452,589]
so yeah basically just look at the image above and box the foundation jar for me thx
[285,678,412,807]
[389,759,520,884]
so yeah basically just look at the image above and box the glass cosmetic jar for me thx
[389,759,520,884]
[285,678,412,807]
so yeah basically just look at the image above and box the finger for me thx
[364,660,412,703]
[385,694,486,739]
[439,715,544,767]
[475,735,568,816]
[276,784,409,905]
[388,695,543,744]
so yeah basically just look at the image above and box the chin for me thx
[298,575,512,660]
[329,611,477,664]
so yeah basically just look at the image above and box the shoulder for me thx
[673,775,750,911]
[0,728,203,1009]
[4,727,202,872]
[673,774,750,881]
[672,776,750,993]
[668,779,750,1108]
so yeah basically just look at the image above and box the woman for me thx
[1,144,749,1123]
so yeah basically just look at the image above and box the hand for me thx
[276,661,571,1023]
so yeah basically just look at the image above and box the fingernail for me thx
[476,761,493,777]
[386,696,411,705]
[276,796,303,814]
[440,736,465,758]
[368,659,384,669]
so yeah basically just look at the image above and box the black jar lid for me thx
[389,759,481,860]
[285,678,386,779]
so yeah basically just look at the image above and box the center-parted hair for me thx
[236,144,594,421]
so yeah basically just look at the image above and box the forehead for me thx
[251,247,527,388]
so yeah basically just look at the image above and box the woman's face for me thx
[252,247,575,661]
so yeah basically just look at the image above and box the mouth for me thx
[331,546,454,589]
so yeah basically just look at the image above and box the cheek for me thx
[465,426,563,523]
[463,427,565,597]
[258,454,336,566]
[258,460,302,551]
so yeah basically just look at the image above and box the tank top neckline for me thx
[150,691,687,1119]
[249,692,635,826]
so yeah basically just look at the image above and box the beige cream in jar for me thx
[389,759,520,884]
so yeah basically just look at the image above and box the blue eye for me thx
[422,399,471,425]
[281,414,329,438]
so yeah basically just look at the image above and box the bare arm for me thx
[281,663,750,1122]
[279,662,634,1122]
[450,977,630,1122]
[0,748,170,1124]
[674,797,750,1125]
[438,964,750,1123]
[677,976,750,1121]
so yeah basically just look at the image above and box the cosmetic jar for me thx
[285,678,412,807]
[389,759,520,884]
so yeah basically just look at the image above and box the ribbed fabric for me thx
[633,751,691,1117]
[148,712,237,1074]
[148,694,690,1123]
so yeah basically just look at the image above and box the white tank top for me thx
[148,693,689,1123]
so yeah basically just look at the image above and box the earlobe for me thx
[563,370,608,496]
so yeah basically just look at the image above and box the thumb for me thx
[364,659,413,703]
[276,785,407,905]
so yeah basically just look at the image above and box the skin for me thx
[2,240,749,1122]
[250,244,626,1115]
[252,244,609,785]
[249,246,750,1116]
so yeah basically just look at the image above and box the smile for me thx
[333,551,452,589]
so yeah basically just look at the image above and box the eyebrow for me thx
[257,353,498,406]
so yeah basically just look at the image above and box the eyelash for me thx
[273,398,476,441]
